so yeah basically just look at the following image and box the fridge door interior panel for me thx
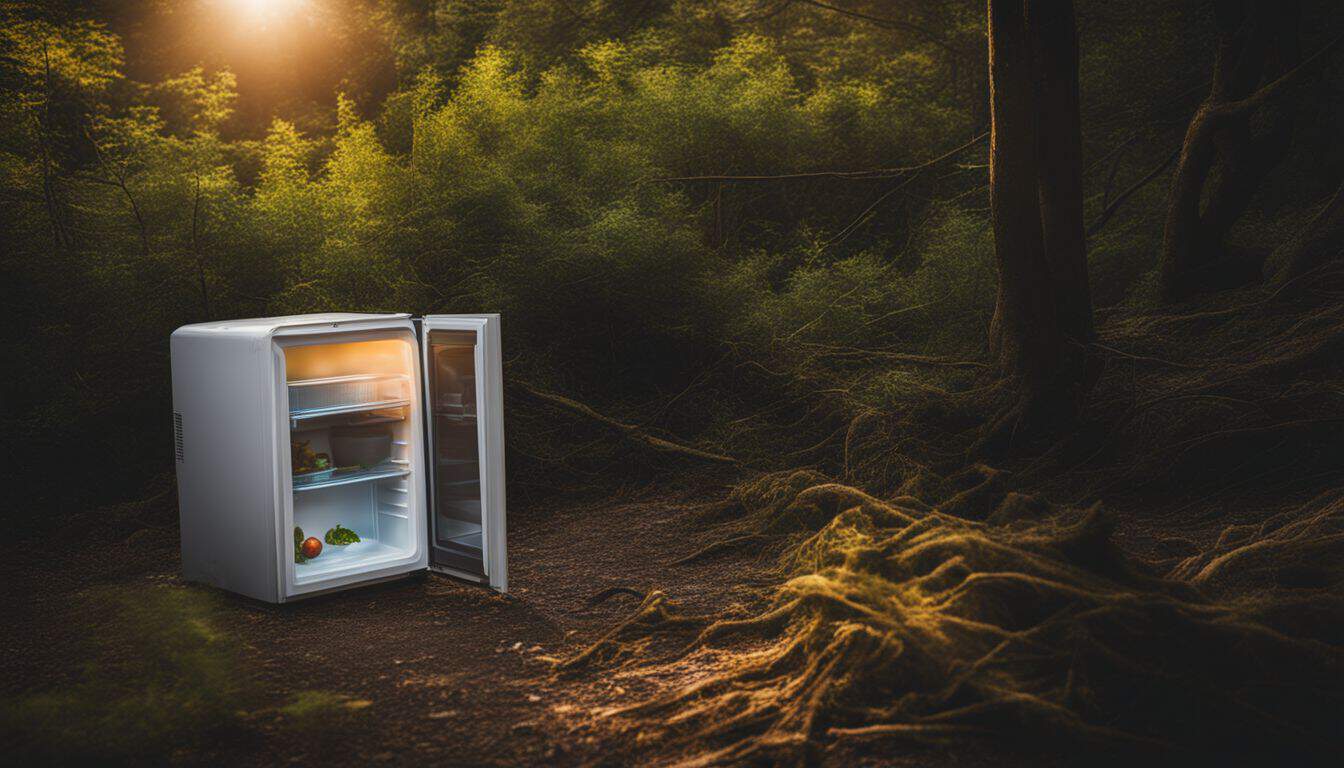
[420,315,507,591]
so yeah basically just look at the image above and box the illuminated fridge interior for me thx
[283,336,422,584]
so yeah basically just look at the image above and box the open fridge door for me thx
[420,315,507,591]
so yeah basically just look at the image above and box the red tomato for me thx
[301,537,323,559]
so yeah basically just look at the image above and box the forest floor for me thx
[1,482,755,766]
[6,270,1344,766]
[4,466,1326,767]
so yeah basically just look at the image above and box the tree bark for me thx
[987,0,1051,377]
[1158,0,1302,303]
[981,0,1095,453]
[1031,0,1093,348]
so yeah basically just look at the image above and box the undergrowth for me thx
[1,584,373,764]
[2,586,252,763]
[558,263,1344,766]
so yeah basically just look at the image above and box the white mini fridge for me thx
[170,313,506,603]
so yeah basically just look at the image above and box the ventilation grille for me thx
[173,411,185,463]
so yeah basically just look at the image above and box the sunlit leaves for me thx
[0,15,123,95]
[157,67,238,135]
[5,5,983,414]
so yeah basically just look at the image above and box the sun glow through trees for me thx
[226,0,308,30]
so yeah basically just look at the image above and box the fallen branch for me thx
[796,342,988,369]
[508,380,740,465]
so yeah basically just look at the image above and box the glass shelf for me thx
[290,400,409,429]
[288,373,411,427]
[292,463,410,493]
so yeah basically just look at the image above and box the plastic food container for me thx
[331,425,393,468]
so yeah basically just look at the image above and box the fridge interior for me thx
[428,329,486,575]
[284,337,419,582]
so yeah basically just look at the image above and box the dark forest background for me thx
[6,0,1342,517]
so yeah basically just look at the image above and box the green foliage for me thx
[157,66,238,135]
[15,1,1330,503]
[2,586,251,761]
[1,14,123,95]
[726,203,993,401]
[0,6,987,502]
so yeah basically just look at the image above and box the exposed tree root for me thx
[557,591,710,675]
[671,534,771,565]
[587,586,649,606]
[564,481,1344,765]
[1170,488,1344,597]
[672,470,837,562]
[679,463,1018,566]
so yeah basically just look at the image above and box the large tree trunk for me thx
[1158,0,1302,303]
[982,0,1095,454]
[987,0,1052,376]
[1032,1,1093,348]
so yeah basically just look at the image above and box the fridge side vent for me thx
[173,411,185,463]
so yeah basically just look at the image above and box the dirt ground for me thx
[3,463,1330,767]
[2,481,785,766]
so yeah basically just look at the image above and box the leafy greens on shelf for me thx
[294,526,308,564]
[324,524,361,545]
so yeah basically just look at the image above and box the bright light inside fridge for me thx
[284,337,420,581]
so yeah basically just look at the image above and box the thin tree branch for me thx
[191,173,210,318]
[796,342,988,369]
[822,134,990,246]
[1097,137,1132,207]
[83,127,150,257]
[1087,146,1181,236]
[651,131,988,184]
[790,0,974,58]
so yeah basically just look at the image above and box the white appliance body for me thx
[171,313,506,603]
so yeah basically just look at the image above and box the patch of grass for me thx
[278,690,372,734]
[2,585,252,763]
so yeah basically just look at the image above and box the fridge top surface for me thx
[174,313,413,339]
